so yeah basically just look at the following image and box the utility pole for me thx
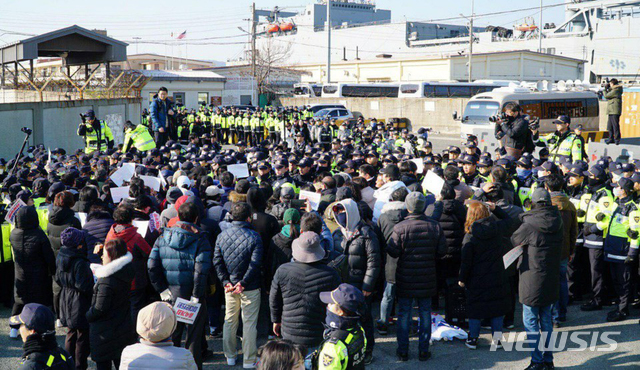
[468,0,474,83]
[326,0,331,83]
[251,2,257,80]
[538,0,543,53]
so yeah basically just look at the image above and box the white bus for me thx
[321,83,400,98]
[293,83,322,98]
[398,81,512,98]
[455,87,600,136]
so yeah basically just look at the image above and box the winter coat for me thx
[459,207,519,319]
[270,261,340,347]
[387,214,446,298]
[47,206,82,256]
[106,224,152,291]
[18,334,74,370]
[87,253,136,363]
[360,186,375,211]
[55,245,93,330]
[605,85,622,116]
[334,199,381,292]
[372,180,407,222]
[376,201,407,284]
[83,210,114,263]
[10,206,56,307]
[446,179,473,203]
[268,232,295,284]
[551,193,578,261]
[213,221,263,291]
[119,341,197,370]
[72,200,94,214]
[511,205,564,307]
[498,115,530,151]
[148,222,212,300]
[438,199,467,259]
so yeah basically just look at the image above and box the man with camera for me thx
[532,115,584,164]
[493,103,531,160]
[77,109,114,154]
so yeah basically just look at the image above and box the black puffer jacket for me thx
[387,214,447,298]
[268,232,295,283]
[459,207,518,319]
[438,199,467,259]
[82,210,114,263]
[376,201,406,284]
[270,261,340,347]
[47,206,82,256]
[10,206,56,307]
[511,205,564,307]
[86,253,136,363]
[213,221,263,291]
[497,114,530,151]
[55,245,93,330]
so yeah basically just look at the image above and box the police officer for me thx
[77,110,114,154]
[316,284,367,370]
[581,165,615,312]
[566,162,590,302]
[272,159,295,190]
[533,115,583,164]
[601,177,639,321]
[122,121,156,153]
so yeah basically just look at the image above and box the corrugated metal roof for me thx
[138,69,226,82]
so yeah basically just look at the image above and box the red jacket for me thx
[106,224,152,290]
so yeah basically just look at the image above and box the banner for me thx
[174,297,201,325]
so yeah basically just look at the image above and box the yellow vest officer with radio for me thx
[533,115,583,164]
[77,110,114,154]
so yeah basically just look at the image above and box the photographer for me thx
[604,78,622,145]
[77,110,114,154]
[493,103,530,160]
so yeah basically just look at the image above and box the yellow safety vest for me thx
[124,125,156,152]
[1,222,13,262]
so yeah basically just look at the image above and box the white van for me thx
[455,87,600,137]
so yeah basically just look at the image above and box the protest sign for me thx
[411,158,424,174]
[110,164,137,186]
[5,199,27,224]
[75,212,87,227]
[227,163,250,179]
[139,175,162,192]
[503,245,524,269]
[110,186,130,204]
[299,190,321,211]
[421,170,445,196]
[132,221,149,238]
[174,297,201,325]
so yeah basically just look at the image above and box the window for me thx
[400,84,419,94]
[585,98,599,117]
[449,86,472,97]
[198,92,209,106]
[423,85,436,97]
[323,85,338,94]
[173,92,185,106]
[434,86,449,97]
[463,101,500,121]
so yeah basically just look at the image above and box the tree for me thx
[252,37,293,95]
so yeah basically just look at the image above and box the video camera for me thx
[529,117,540,131]
[21,127,32,135]
[489,112,507,123]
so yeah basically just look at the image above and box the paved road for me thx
[1,299,639,369]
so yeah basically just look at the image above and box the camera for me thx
[529,117,540,131]
[21,127,32,135]
[489,112,507,123]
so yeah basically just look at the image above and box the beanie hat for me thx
[136,302,177,343]
[283,208,301,225]
[61,227,84,248]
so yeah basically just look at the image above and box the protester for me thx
[257,340,306,370]
[119,302,197,370]
[83,204,115,263]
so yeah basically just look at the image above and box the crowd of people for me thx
[1,85,638,370]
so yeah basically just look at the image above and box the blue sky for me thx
[0,0,568,62]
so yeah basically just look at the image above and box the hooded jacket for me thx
[550,192,578,260]
[459,207,519,319]
[372,180,407,222]
[87,253,136,362]
[55,245,93,330]
[213,221,263,291]
[333,199,381,292]
[47,206,82,255]
[10,206,56,307]
[148,222,213,300]
[82,210,114,263]
[106,224,152,291]
[511,205,564,307]
[376,201,407,284]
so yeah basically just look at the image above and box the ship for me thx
[253,0,640,82]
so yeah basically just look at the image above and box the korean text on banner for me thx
[5,199,27,224]
[173,297,201,325]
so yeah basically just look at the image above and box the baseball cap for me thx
[568,164,588,177]
[587,165,606,178]
[320,283,365,314]
[280,186,296,200]
[274,159,288,169]
[534,161,558,173]
[477,157,493,168]
[617,177,634,193]
[531,188,552,204]
[205,185,225,197]
[553,115,571,125]
[9,303,55,333]
[83,110,95,119]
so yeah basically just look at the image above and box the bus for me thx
[293,83,322,98]
[398,81,512,98]
[455,87,600,137]
[321,83,400,98]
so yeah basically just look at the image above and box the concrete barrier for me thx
[0,98,141,160]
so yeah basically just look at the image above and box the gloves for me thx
[595,213,606,222]
[190,296,200,304]
[576,209,586,218]
[627,229,639,240]
[160,289,173,302]
[624,255,636,265]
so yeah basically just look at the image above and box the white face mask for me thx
[537,170,547,178]
[613,187,624,198]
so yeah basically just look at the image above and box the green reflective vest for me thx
[124,125,156,152]
[1,222,12,262]
[78,121,114,154]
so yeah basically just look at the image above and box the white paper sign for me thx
[139,175,162,192]
[110,164,137,186]
[174,297,201,325]
[110,186,130,204]
[132,220,149,238]
[227,163,249,179]
[89,263,102,283]
[75,212,88,227]
[503,245,524,269]
[300,190,322,211]
[5,199,27,224]
[421,170,445,196]
[411,158,425,174]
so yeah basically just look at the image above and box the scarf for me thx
[22,333,57,359]
[325,309,360,331]
[281,224,299,238]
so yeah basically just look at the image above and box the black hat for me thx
[617,177,634,193]
[298,158,313,168]
[553,115,571,125]
[10,303,55,333]
[586,165,606,178]
[320,284,364,314]
[275,159,289,169]
[83,110,95,119]
[477,157,493,168]
[516,157,533,169]
[533,161,558,173]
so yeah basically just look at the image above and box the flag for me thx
[176,30,187,40]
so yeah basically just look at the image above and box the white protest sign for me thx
[227,163,249,179]
[421,170,445,196]
[75,212,88,227]
[132,220,149,238]
[5,199,27,224]
[300,190,322,211]
[110,186,130,204]
[139,175,162,192]
[411,158,424,175]
[110,164,137,186]
[173,297,201,325]
[503,245,524,269]
[149,212,161,233]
